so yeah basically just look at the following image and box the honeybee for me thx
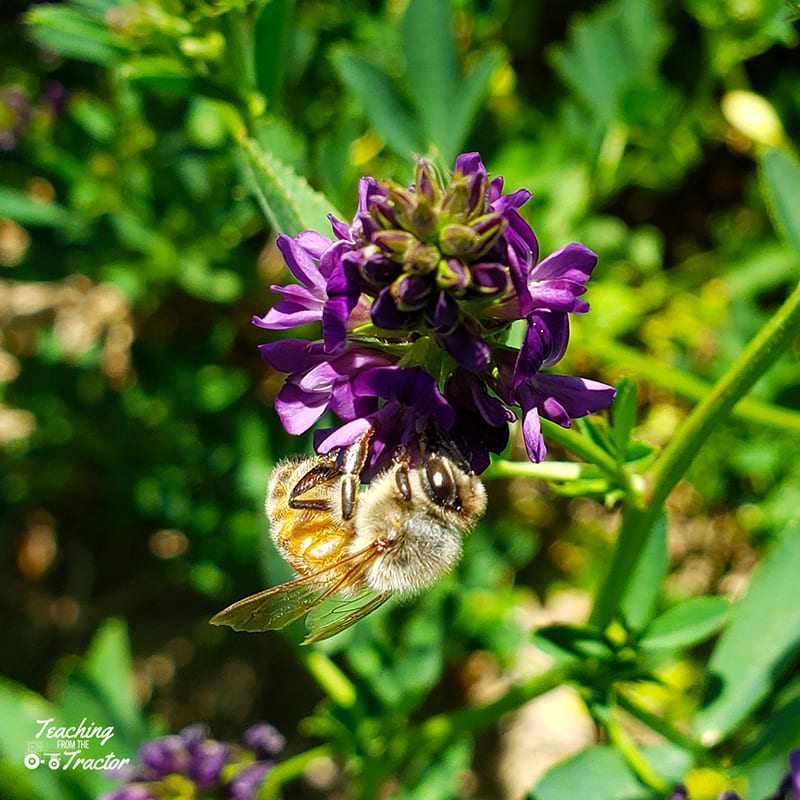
[210,429,487,644]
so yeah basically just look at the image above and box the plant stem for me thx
[615,690,711,764]
[257,744,333,800]
[649,279,800,510]
[590,279,800,629]
[591,337,800,433]
[483,458,603,482]
[415,662,575,751]
[595,705,672,793]
[303,651,358,708]
[540,419,635,496]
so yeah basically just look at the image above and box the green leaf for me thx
[548,0,669,131]
[330,47,424,159]
[694,520,800,745]
[401,0,459,154]
[0,680,67,800]
[611,378,638,459]
[0,187,75,229]
[119,57,195,95]
[639,596,731,653]
[254,0,291,104]
[238,134,341,236]
[619,512,668,632]
[26,6,126,66]
[444,50,502,162]
[761,148,800,258]
[80,618,144,742]
[529,744,691,800]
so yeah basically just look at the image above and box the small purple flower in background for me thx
[257,152,615,473]
[100,722,283,800]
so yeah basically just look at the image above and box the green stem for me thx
[483,458,603,482]
[615,691,710,764]
[415,662,575,751]
[595,705,672,793]
[256,744,333,800]
[591,337,800,434]
[303,651,358,708]
[540,419,635,497]
[590,279,800,629]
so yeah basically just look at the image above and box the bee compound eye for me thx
[425,456,459,508]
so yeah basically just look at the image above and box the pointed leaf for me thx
[444,49,503,164]
[0,187,75,228]
[619,512,668,632]
[761,148,800,258]
[401,0,459,153]
[611,378,638,460]
[27,6,126,66]
[254,0,291,104]
[238,134,341,236]
[640,596,731,653]
[695,521,800,745]
[331,47,424,159]
[529,744,691,800]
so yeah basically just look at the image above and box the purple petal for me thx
[788,749,800,796]
[371,287,411,329]
[518,392,546,463]
[531,242,597,284]
[187,740,229,790]
[258,340,323,373]
[491,187,532,213]
[488,175,504,202]
[454,151,485,177]
[227,762,272,800]
[276,234,327,290]
[274,382,329,434]
[315,418,373,453]
[322,294,355,351]
[295,229,334,259]
[513,311,570,389]
[470,262,510,295]
[428,291,459,332]
[439,324,491,373]
[328,216,350,241]
[527,280,590,314]
[138,736,188,778]
[533,374,617,419]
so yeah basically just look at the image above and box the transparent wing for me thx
[210,578,329,632]
[209,543,379,633]
[303,591,391,644]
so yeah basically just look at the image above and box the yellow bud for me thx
[721,90,786,148]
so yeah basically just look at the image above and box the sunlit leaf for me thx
[761,148,800,258]
[237,134,341,235]
[695,521,800,745]
[640,596,731,653]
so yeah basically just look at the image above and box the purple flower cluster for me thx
[256,153,615,473]
[101,722,285,800]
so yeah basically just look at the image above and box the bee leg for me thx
[288,425,375,518]
[394,457,412,502]
[336,426,374,520]
[288,461,341,511]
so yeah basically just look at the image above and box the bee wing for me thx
[209,576,328,632]
[210,543,380,633]
[302,591,391,644]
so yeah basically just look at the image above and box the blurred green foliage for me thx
[2,0,800,798]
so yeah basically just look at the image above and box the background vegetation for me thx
[1,0,799,798]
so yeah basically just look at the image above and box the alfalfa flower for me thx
[100,723,283,800]
[257,152,614,473]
